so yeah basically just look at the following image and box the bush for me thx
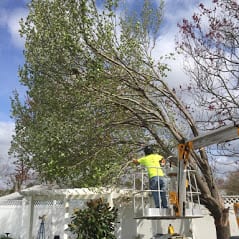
[68,198,118,239]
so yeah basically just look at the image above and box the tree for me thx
[11,0,161,187]
[0,160,15,194]
[11,0,168,187]
[67,198,118,239]
[177,0,239,238]
[177,0,239,129]
[223,170,239,195]
[10,0,238,238]
[12,159,34,191]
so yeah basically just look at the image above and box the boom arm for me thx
[177,120,239,217]
[187,121,239,150]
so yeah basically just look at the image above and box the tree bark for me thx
[215,224,230,239]
[214,208,231,239]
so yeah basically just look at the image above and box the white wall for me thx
[30,200,65,239]
[0,200,22,239]
[0,196,238,239]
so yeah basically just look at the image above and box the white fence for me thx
[0,200,23,238]
[0,198,85,239]
[0,188,238,239]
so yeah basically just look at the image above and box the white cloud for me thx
[0,7,28,49]
[0,121,15,188]
[0,121,15,160]
[7,8,28,49]
[152,0,212,86]
[211,154,239,178]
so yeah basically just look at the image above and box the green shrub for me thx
[68,198,118,239]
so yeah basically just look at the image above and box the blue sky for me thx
[0,0,29,186]
[0,0,28,122]
[0,0,212,187]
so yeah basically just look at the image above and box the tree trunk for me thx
[214,208,231,239]
[215,224,230,239]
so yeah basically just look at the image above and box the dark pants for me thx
[149,176,168,208]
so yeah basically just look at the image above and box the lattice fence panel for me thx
[223,196,239,207]
[0,200,22,207]
[34,200,64,208]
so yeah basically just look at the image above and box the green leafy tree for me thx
[10,1,238,238]
[10,0,168,187]
[11,0,163,187]
[67,198,118,239]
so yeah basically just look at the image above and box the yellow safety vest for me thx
[138,154,164,178]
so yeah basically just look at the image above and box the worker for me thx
[133,145,168,208]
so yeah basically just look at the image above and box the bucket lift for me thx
[133,120,239,219]
[133,160,202,219]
